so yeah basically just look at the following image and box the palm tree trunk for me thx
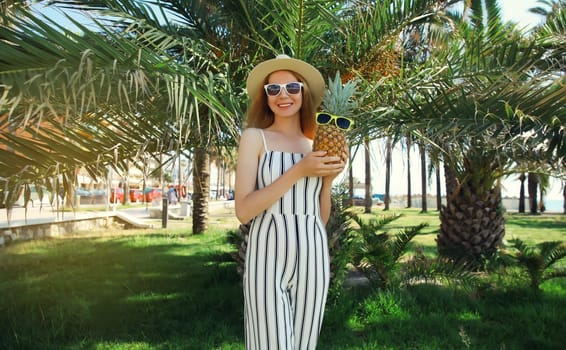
[406,134,412,208]
[419,140,427,213]
[160,153,167,228]
[435,159,442,211]
[364,136,371,213]
[438,156,505,264]
[66,170,77,208]
[192,147,210,234]
[518,173,526,213]
[539,186,546,213]
[538,174,549,213]
[528,172,538,214]
[216,157,221,200]
[384,137,392,210]
[178,151,183,200]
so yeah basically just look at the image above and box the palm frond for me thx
[348,212,430,289]
[540,241,566,270]
[544,268,566,282]
[508,238,566,290]
[402,255,481,291]
[1,4,242,210]
[390,223,428,262]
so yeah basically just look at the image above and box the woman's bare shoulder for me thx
[241,127,263,140]
[239,128,265,157]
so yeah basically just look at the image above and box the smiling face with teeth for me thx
[266,70,303,119]
[245,67,318,139]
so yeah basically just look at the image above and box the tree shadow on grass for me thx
[4,232,564,350]
[506,215,566,230]
[319,283,566,350]
[0,232,245,349]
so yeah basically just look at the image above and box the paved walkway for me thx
[0,200,234,229]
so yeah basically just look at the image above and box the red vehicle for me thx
[129,189,144,203]
[109,187,124,204]
[144,187,162,202]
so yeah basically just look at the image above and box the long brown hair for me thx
[245,70,318,139]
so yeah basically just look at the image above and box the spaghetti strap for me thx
[259,129,269,152]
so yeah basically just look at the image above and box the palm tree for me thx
[329,0,463,215]
[538,173,550,213]
[192,146,210,233]
[526,170,553,215]
[1,9,184,209]
[406,134,413,208]
[363,135,372,212]
[384,137,393,210]
[518,172,527,213]
[1,1,244,231]
[509,238,566,291]
[434,159,442,210]
[391,0,566,263]
[419,139,428,213]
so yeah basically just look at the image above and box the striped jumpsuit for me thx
[244,130,330,350]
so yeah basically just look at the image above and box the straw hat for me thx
[246,54,325,108]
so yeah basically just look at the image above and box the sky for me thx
[499,0,546,29]
[30,1,562,201]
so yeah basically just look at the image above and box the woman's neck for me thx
[270,114,302,136]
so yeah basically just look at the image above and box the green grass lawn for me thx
[0,228,244,349]
[0,208,564,349]
[353,207,566,256]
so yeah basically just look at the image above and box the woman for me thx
[235,55,346,349]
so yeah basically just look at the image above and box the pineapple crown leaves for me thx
[321,71,360,116]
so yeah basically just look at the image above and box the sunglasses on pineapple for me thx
[264,82,303,96]
[316,112,354,131]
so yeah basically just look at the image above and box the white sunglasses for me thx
[263,82,303,96]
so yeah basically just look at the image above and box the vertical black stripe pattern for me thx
[243,150,329,350]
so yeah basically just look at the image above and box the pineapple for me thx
[312,72,358,163]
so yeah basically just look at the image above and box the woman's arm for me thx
[234,128,305,224]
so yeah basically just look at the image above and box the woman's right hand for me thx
[297,151,345,178]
